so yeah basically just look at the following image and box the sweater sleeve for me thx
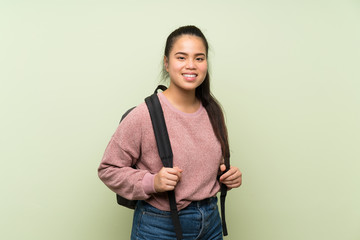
[98,105,152,200]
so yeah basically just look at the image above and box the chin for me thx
[181,82,203,91]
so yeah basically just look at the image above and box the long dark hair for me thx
[162,25,230,167]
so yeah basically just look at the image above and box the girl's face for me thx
[164,35,208,93]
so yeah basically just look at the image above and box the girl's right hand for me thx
[154,167,183,192]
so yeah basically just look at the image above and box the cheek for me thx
[169,62,183,72]
[199,63,208,74]
[167,65,180,79]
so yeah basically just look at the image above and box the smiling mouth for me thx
[182,74,197,78]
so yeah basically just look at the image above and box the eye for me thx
[196,57,205,61]
[177,56,185,60]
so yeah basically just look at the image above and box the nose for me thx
[186,59,196,69]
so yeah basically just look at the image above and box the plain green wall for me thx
[1,1,359,239]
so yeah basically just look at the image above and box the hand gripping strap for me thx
[145,93,183,240]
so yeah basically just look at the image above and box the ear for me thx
[164,56,169,72]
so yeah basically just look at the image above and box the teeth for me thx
[183,74,196,77]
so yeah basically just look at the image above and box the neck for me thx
[163,85,200,113]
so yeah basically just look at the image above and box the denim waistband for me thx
[188,196,217,207]
[131,196,222,239]
[140,196,218,212]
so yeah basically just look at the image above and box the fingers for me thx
[219,165,238,180]
[219,166,242,189]
[154,167,183,192]
[219,164,226,172]
[173,166,183,179]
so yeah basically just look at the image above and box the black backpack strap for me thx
[220,157,230,236]
[154,84,167,93]
[145,88,183,240]
[145,94,173,168]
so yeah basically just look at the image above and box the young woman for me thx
[98,25,242,240]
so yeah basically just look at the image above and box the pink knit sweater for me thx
[98,92,222,211]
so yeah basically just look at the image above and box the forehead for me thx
[170,35,207,55]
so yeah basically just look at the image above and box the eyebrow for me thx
[174,52,206,56]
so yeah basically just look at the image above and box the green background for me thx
[1,1,359,239]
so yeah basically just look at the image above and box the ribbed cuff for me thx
[142,173,156,195]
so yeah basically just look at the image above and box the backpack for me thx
[115,85,229,239]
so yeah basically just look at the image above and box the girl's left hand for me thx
[219,164,242,190]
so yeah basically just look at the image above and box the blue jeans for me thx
[131,196,223,240]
